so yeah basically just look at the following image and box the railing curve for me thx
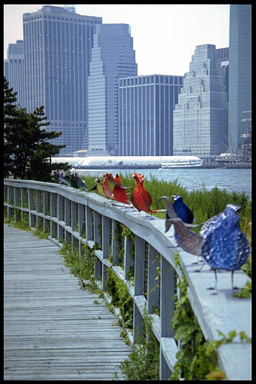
[4,179,251,380]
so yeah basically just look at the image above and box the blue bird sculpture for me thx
[201,204,251,293]
[76,175,88,191]
[52,170,59,183]
[172,195,194,224]
[70,173,79,189]
[157,195,199,229]
[59,171,70,186]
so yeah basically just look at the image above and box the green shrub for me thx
[115,310,159,381]
[105,268,133,330]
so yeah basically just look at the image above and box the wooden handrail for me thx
[4,179,251,380]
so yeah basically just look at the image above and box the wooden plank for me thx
[4,224,131,381]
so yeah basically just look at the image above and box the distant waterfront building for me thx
[4,40,25,108]
[87,24,137,155]
[173,44,228,157]
[119,75,183,156]
[23,5,102,155]
[229,5,252,155]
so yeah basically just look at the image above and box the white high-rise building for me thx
[173,44,228,157]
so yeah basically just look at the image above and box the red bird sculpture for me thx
[102,173,115,199]
[131,173,165,214]
[109,174,132,205]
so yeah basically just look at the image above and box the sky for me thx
[3,4,230,76]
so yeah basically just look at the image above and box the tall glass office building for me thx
[173,44,228,157]
[229,5,251,155]
[88,24,137,155]
[23,6,102,155]
[4,40,25,108]
[119,75,183,156]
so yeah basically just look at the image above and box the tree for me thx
[4,76,70,180]
[4,76,19,177]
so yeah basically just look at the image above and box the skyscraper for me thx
[87,24,137,155]
[119,75,183,156]
[229,5,252,155]
[4,40,25,108]
[23,5,102,155]
[173,44,228,157]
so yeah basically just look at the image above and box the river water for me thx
[76,167,252,200]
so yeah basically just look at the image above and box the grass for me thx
[82,173,251,240]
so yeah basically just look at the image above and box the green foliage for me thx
[59,242,98,293]
[170,272,210,380]
[233,280,252,298]
[4,213,30,230]
[115,310,159,381]
[105,268,133,330]
[4,76,70,180]
[111,222,126,266]
[171,255,223,380]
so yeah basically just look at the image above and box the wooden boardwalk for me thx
[4,224,131,380]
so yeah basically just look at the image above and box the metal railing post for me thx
[28,189,35,228]
[147,245,160,314]
[133,236,146,340]
[160,256,176,379]
[124,236,134,279]
[50,193,56,238]
[102,216,111,289]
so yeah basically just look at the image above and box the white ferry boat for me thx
[52,155,203,169]
[160,156,203,169]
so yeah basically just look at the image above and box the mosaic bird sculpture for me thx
[199,203,240,237]
[200,204,251,293]
[172,195,194,224]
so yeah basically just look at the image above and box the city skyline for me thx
[4,4,230,76]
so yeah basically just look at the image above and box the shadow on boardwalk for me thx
[4,224,131,380]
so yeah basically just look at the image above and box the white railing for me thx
[4,179,251,380]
